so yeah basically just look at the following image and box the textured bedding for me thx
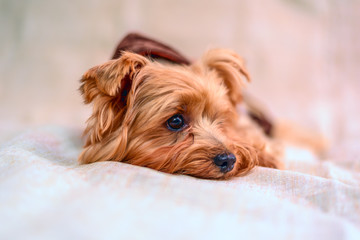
[1,126,359,239]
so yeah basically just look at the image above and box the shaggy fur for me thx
[79,49,283,179]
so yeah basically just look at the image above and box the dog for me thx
[78,33,323,179]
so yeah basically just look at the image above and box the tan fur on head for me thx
[79,52,149,163]
[79,49,282,179]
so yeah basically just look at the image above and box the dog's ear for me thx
[79,51,149,149]
[80,51,149,104]
[202,49,250,105]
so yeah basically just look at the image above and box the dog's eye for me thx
[166,114,185,131]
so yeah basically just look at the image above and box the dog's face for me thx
[79,49,278,179]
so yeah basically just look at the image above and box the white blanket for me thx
[1,126,359,240]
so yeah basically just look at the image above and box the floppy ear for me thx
[202,48,250,105]
[80,51,149,104]
[79,51,149,146]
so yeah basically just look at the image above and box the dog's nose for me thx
[213,153,236,173]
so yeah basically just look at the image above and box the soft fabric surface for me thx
[1,126,359,239]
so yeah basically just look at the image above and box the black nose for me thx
[213,153,236,173]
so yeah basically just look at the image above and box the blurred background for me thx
[0,0,359,163]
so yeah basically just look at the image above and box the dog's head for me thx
[79,49,271,179]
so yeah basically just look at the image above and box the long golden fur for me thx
[79,49,283,179]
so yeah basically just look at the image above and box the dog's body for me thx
[78,33,324,179]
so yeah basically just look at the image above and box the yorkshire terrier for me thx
[78,33,324,179]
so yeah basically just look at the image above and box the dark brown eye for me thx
[166,114,185,131]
